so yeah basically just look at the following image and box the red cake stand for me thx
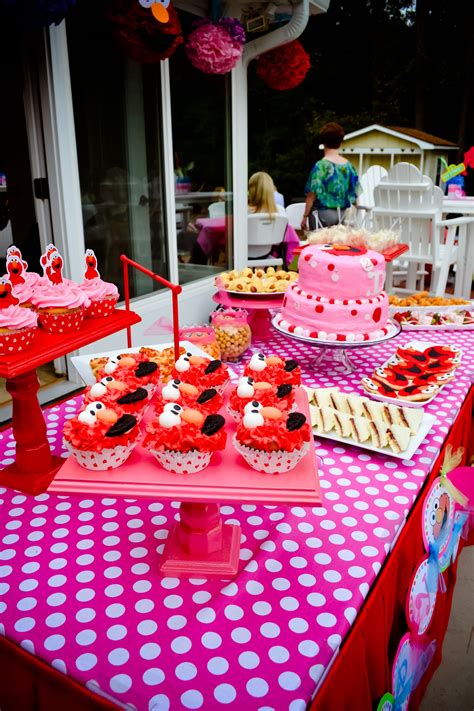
[0,309,141,496]
[50,388,321,579]
[213,290,284,339]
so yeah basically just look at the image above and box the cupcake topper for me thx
[6,245,28,270]
[159,403,182,427]
[40,244,64,285]
[248,353,267,372]
[78,401,117,426]
[244,400,262,414]
[0,278,19,308]
[162,379,182,401]
[84,249,100,280]
[5,254,26,285]
[237,376,255,399]
[243,407,264,429]
[89,376,127,399]
[174,352,193,372]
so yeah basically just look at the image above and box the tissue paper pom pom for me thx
[107,0,183,64]
[186,21,244,75]
[217,17,246,45]
[256,40,310,91]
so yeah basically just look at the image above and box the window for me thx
[67,4,169,299]
[168,14,233,285]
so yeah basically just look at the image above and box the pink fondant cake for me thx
[275,244,389,342]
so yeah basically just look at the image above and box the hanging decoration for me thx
[1,0,75,27]
[185,18,246,75]
[107,0,182,64]
[255,39,310,91]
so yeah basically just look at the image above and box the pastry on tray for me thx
[228,377,295,421]
[155,379,223,415]
[389,291,470,307]
[63,402,140,470]
[80,250,119,318]
[0,278,38,355]
[171,352,230,394]
[144,406,226,474]
[306,386,423,453]
[216,267,298,294]
[243,352,301,386]
[233,404,311,474]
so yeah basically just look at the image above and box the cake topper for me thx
[40,243,64,285]
[0,278,19,308]
[6,245,28,270]
[84,249,100,280]
[6,254,26,285]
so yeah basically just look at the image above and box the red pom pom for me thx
[255,40,310,91]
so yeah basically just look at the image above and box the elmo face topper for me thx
[422,479,455,571]
[138,0,171,23]
[319,243,368,257]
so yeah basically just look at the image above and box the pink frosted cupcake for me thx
[0,278,38,354]
[81,250,119,318]
[31,248,89,333]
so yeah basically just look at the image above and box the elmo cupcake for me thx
[171,352,230,394]
[0,278,38,355]
[63,401,140,470]
[144,406,226,474]
[155,379,223,415]
[228,376,295,421]
[98,353,160,396]
[244,352,301,386]
[81,250,119,318]
[233,404,311,473]
[83,375,150,419]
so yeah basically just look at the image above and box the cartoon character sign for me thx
[391,634,436,711]
[422,479,455,571]
[406,556,437,636]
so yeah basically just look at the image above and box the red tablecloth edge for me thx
[311,386,474,711]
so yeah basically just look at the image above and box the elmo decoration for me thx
[107,0,183,64]
[256,40,310,91]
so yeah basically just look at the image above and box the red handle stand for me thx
[159,502,241,579]
[1,371,64,495]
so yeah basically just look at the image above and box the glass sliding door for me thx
[66,3,169,299]
[168,12,233,285]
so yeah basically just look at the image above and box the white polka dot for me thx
[143,668,165,686]
[260,622,280,638]
[327,634,342,650]
[298,640,319,657]
[140,642,161,660]
[272,577,291,591]
[17,597,37,611]
[137,620,157,636]
[14,617,35,632]
[214,683,237,704]
[280,596,299,611]
[46,612,66,628]
[171,636,192,654]
[361,545,379,557]
[323,570,342,583]
[338,549,355,561]
[348,566,366,578]
[207,657,229,675]
[298,573,316,587]
[106,604,125,619]
[307,593,326,607]
[76,653,97,671]
[44,634,65,650]
[328,534,345,545]
[351,531,368,542]
[180,690,203,708]
[220,582,238,597]
[317,613,337,628]
[167,615,187,630]
[164,595,183,609]
[110,674,132,693]
[344,607,358,624]
[314,553,331,565]
[253,600,271,616]
[342,516,357,527]
[201,632,222,649]
[333,588,352,601]
[279,671,301,690]
[238,651,260,669]
[108,648,130,666]
[246,678,269,698]
[175,662,197,680]
[135,599,154,614]
[289,617,309,633]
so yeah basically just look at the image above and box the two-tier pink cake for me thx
[275,244,389,342]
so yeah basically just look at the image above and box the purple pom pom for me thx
[218,17,246,45]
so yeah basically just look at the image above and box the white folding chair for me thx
[208,201,226,218]
[285,203,306,230]
[247,213,288,267]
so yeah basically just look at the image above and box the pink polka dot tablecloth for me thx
[0,329,472,710]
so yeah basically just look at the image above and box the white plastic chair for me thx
[372,163,474,295]
[285,203,306,230]
[208,201,226,218]
[247,213,289,267]
[356,165,388,227]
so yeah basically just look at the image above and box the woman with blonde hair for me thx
[248,172,286,217]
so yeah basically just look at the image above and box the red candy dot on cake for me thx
[315,305,324,313]
[351,310,358,316]
[370,258,378,266]
[304,254,311,261]
[372,307,382,322]
[327,264,335,271]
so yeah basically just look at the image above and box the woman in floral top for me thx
[301,122,361,230]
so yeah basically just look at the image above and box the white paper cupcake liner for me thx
[227,405,241,422]
[233,435,310,474]
[64,439,136,470]
[149,448,212,474]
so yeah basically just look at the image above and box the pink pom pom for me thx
[186,22,243,74]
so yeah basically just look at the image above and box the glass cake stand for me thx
[272,317,401,374]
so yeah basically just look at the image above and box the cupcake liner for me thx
[211,381,229,396]
[38,307,85,334]
[233,435,310,474]
[85,296,118,319]
[226,404,241,422]
[64,439,136,470]
[149,448,212,474]
[0,326,36,355]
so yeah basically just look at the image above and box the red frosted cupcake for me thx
[244,352,301,386]
[98,353,160,396]
[83,375,149,419]
[81,250,119,318]
[31,248,89,333]
[233,405,311,474]
[63,401,140,470]
[171,352,230,394]
[0,278,38,354]
[228,376,295,421]
[155,379,223,415]
[144,406,226,474]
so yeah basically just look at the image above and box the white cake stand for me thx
[272,317,401,374]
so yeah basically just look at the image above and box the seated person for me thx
[248,172,286,216]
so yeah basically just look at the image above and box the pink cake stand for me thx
[272,317,402,374]
[49,388,321,579]
[213,290,284,339]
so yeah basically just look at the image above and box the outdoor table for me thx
[0,328,473,710]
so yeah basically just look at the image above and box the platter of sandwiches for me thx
[304,386,436,459]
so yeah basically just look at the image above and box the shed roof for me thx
[343,124,458,150]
